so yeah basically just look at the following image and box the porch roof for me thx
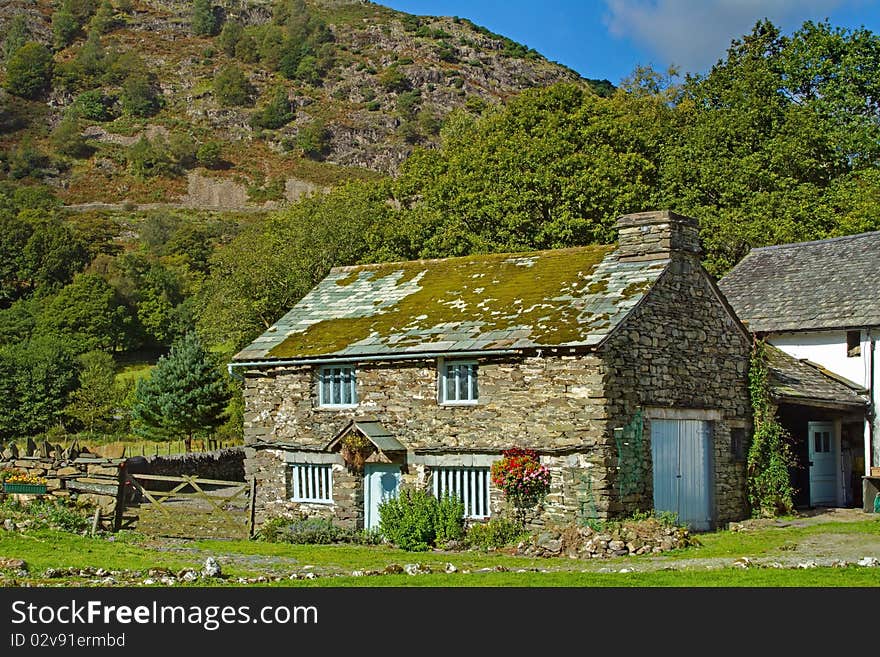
[326,419,406,453]
[766,345,869,410]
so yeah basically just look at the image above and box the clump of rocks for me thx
[516,518,695,559]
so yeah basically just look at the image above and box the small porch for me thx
[766,345,869,510]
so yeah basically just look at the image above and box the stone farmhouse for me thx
[229,210,754,532]
[720,232,878,511]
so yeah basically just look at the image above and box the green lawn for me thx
[1,515,879,587]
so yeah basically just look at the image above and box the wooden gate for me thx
[122,473,255,540]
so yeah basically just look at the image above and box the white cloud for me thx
[603,0,846,73]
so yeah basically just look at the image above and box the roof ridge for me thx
[749,230,880,253]
[330,243,616,272]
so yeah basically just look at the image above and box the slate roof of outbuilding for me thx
[233,245,669,361]
[765,345,868,409]
[718,231,880,333]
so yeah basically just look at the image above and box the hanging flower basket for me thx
[340,433,375,473]
[3,483,47,495]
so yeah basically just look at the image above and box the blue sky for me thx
[379,0,880,83]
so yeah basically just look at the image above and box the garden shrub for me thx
[465,517,528,550]
[378,488,465,551]
[435,492,465,545]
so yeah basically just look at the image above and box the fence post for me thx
[113,463,126,532]
[248,476,257,539]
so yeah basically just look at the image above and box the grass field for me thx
[1,512,879,587]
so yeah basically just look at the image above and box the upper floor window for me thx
[318,365,357,407]
[439,360,478,404]
[846,330,861,358]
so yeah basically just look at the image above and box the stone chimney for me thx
[615,210,702,261]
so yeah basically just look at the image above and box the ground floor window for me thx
[431,466,490,519]
[289,463,333,503]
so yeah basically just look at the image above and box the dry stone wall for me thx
[0,440,125,522]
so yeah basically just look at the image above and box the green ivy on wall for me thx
[747,339,797,517]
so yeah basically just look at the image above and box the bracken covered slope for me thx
[0,0,605,208]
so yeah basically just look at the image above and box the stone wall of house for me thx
[245,448,363,529]
[243,353,607,452]
[243,354,618,529]
[599,255,752,525]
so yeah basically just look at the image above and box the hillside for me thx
[0,0,605,210]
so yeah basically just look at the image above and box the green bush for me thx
[191,0,219,37]
[378,488,438,551]
[0,497,92,534]
[435,492,465,545]
[195,141,223,168]
[213,64,254,107]
[120,72,162,117]
[378,489,464,551]
[464,517,528,550]
[70,89,115,121]
[278,517,344,544]
[250,88,294,129]
[295,119,330,159]
[4,42,54,99]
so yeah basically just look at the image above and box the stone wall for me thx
[599,254,752,525]
[143,448,245,482]
[0,441,126,524]
[243,353,606,452]
[244,353,615,530]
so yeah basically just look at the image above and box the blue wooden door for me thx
[808,421,836,506]
[364,464,400,530]
[651,419,713,531]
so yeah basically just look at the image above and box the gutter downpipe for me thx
[869,332,876,474]
[226,349,519,380]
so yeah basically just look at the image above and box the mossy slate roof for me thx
[233,245,669,361]
[765,345,867,408]
[719,231,880,333]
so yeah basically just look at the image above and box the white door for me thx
[808,421,836,506]
[651,419,713,531]
[364,464,400,530]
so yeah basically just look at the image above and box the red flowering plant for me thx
[490,447,551,523]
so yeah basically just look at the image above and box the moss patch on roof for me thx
[263,244,664,358]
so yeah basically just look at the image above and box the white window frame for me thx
[317,365,357,408]
[289,463,333,503]
[438,359,478,405]
[432,466,491,519]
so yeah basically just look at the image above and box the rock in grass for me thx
[0,558,26,571]
[202,557,222,578]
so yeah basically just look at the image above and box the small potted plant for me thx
[2,470,48,495]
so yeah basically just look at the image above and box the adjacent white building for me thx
[720,231,879,509]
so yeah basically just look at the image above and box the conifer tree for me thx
[130,332,230,451]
